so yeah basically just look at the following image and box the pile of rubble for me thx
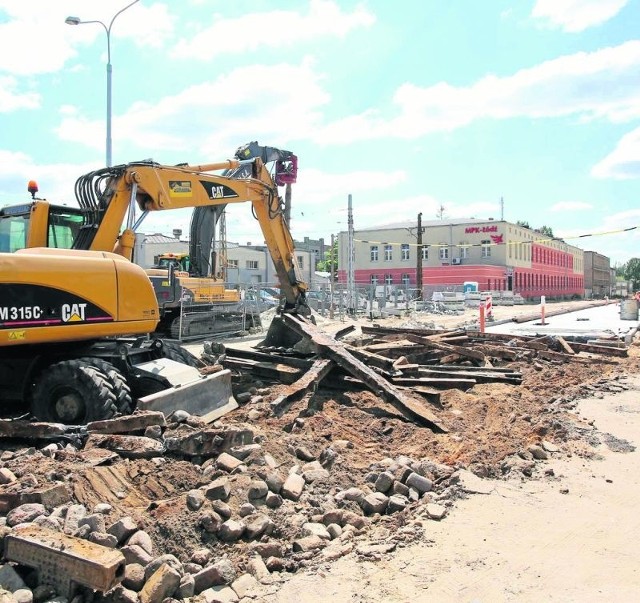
[0,315,637,603]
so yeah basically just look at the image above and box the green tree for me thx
[516,220,530,229]
[624,258,640,290]
[538,225,554,238]
[317,240,338,277]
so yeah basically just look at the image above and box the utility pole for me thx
[416,212,423,301]
[330,234,335,319]
[347,194,355,314]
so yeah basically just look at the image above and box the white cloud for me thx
[0,76,40,112]
[314,40,640,144]
[171,0,375,60]
[0,149,99,205]
[550,201,594,212]
[592,126,640,179]
[532,0,629,33]
[55,60,330,159]
[0,1,171,77]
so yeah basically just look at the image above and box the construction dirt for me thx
[1,299,638,602]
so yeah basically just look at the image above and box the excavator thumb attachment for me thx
[135,360,237,422]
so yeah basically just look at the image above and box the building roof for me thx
[140,233,185,244]
[354,217,503,232]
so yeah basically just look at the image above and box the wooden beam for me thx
[391,376,476,390]
[281,314,448,432]
[222,357,302,384]
[555,336,575,355]
[270,358,334,416]
[403,333,486,363]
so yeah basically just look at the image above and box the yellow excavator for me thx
[0,142,299,339]
[0,150,308,424]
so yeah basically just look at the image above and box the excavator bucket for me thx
[259,315,305,349]
[135,360,237,422]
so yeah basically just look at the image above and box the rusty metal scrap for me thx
[4,525,125,596]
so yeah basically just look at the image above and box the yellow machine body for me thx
[0,248,159,347]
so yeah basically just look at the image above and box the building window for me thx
[370,245,378,262]
[227,259,238,268]
[460,246,469,259]
[297,255,304,269]
[384,244,393,261]
[370,274,379,285]
[246,260,259,270]
[401,244,410,261]
[421,246,428,260]
[439,246,449,261]
[481,240,491,258]
[401,273,410,285]
[384,274,393,285]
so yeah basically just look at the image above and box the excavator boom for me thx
[72,155,306,309]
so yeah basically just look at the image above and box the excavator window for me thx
[0,212,29,252]
[48,209,84,249]
[0,205,84,252]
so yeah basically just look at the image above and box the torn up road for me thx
[0,309,638,603]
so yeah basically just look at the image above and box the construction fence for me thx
[172,281,529,340]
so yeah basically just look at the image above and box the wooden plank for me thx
[425,365,520,374]
[224,346,312,369]
[360,341,422,357]
[417,368,522,385]
[556,336,575,355]
[332,325,356,340]
[281,314,447,432]
[361,325,458,338]
[566,341,628,357]
[403,333,486,363]
[391,376,476,390]
[222,357,302,384]
[270,358,334,416]
[344,344,399,373]
[395,386,441,406]
[474,345,531,361]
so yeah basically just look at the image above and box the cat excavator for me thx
[0,142,299,339]
[0,150,308,424]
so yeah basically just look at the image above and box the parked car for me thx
[244,289,279,313]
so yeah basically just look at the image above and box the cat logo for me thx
[8,331,25,341]
[61,303,87,323]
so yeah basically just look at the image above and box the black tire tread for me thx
[31,359,117,424]
[161,341,203,368]
[78,357,134,415]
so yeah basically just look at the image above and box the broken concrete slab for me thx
[84,434,165,459]
[87,412,166,435]
[164,426,254,458]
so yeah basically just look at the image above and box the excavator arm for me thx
[72,156,307,311]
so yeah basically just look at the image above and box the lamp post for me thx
[65,0,140,167]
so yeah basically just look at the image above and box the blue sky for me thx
[0,0,639,263]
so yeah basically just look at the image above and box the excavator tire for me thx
[78,357,134,416]
[31,359,118,424]
[161,341,204,368]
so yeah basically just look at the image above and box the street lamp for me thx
[65,0,140,167]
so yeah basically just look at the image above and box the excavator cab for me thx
[0,201,84,252]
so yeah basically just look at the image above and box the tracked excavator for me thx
[0,150,309,424]
[150,141,298,337]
